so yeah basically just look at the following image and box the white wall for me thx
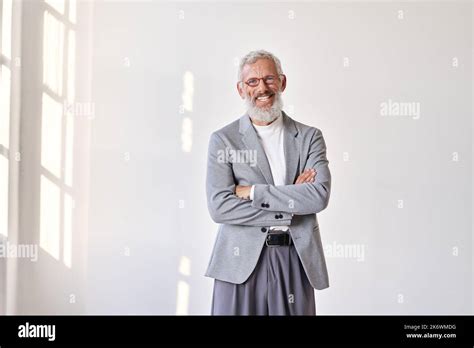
[86,0,472,314]
[2,0,472,315]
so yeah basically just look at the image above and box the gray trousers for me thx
[211,243,316,315]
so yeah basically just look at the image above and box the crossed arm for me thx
[206,129,331,226]
[235,168,316,199]
[206,132,293,226]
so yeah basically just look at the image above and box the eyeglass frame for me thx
[239,74,286,88]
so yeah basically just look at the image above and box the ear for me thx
[280,74,287,93]
[237,81,245,99]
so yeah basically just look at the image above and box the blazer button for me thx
[266,203,270,208]
[261,203,266,208]
[279,214,283,218]
[261,227,267,233]
[275,214,280,219]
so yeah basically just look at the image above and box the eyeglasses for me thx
[241,74,285,88]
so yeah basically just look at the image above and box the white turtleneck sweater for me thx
[249,114,289,231]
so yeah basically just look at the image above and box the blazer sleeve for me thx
[251,128,331,215]
[206,132,293,226]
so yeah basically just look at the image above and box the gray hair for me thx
[237,49,284,82]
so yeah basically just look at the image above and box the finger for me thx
[295,170,307,184]
[306,169,317,178]
[303,174,315,183]
[296,170,311,184]
[303,170,315,181]
[304,170,318,183]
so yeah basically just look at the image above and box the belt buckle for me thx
[265,232,280,247]
[266,230,289,247]
[265,234,274,247]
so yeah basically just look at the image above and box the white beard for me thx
[244,90,284,124]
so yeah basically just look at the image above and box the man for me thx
[205,50,331,315]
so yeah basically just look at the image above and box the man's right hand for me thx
[294,168,317,184]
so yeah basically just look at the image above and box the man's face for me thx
[237,58,286,109]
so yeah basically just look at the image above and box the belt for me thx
[265,231,292,247]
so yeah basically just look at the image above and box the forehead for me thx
[241,58,278,79]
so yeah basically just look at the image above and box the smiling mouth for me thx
[255,93,274,102]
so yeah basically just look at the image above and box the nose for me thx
[255,80,270,95]
[258,78,271,88]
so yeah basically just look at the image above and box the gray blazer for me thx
[204,111,331,290]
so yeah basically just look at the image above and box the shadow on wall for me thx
[0,0,92,314]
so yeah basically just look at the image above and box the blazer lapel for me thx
[239,111,300,186]
[239,113,275,185]
[282,111,301,185]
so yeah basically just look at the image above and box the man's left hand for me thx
[235,185,252,200]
